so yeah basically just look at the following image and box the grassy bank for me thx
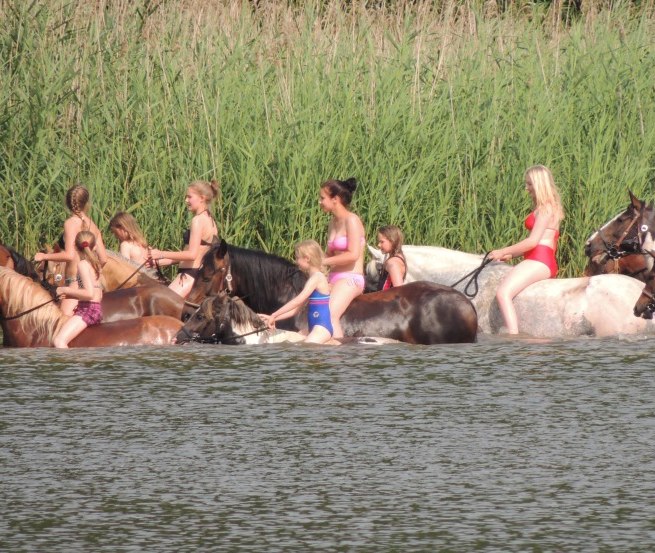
[1,0,654,276]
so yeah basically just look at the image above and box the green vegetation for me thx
[1,0,654,276]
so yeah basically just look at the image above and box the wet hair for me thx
[188,179,220,204]
[65,184,90,215]
[377,225,405,257]
[109,212,148,248]
[524,165,564,223]
[295,240,326,274]
[75,230,102,278]
[320,177,357,207]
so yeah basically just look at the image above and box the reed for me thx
[1,0,654,276]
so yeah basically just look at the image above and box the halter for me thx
[637,285,655,317]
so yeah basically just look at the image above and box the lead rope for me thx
[449,253,492,299]
[1,297,58,321]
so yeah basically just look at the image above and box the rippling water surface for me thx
[2,337,655,551]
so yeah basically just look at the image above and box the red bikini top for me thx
[525,211,560,241]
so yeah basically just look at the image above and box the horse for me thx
[183,240,478,345]
[583,191,652,282]
[0,266,183,347]
[44,249,162,290]
[365,244,655,338]
[2,244,186,323]
[176,292,402,345]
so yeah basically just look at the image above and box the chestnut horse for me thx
[1,245,186,323]
[183,240,478,345]
[0,267,182,347]
[583,191,652,282]
[176,292,401,345]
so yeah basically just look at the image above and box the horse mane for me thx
[225,243,307,313]
[0,267,64,342]
[105,250,159,283]
[4,245,40,280]
[227,296,267,330]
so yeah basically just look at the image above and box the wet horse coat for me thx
[184,241,478,345]
[367,245,655,338]
[0,267,183,347]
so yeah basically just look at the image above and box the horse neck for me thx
[229,246,306,312]
[402,246,494,282]
[103,252,157,290]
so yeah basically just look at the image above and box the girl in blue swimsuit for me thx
[259,240,336,345]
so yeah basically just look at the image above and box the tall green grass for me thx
[1,0,654,276]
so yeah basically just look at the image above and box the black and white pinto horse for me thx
[183,241,479,345]
[176,293,401,345]
[366,242,655,338]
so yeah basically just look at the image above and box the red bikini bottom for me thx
[525,245,558,278]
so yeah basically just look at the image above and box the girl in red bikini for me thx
[52,231,104,348]
[319,177,366,338]
[148,180,219,299]
[488,165,564,334]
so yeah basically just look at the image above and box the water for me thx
[2,337,655,552]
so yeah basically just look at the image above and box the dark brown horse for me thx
[184,240,478,345]
[0,267,183,347]
[583,191,652,282]
[0,244,187,322]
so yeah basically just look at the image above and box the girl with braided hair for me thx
[34,184,108,316]
[52,231,104,348]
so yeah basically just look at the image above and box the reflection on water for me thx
[1,337,654,551]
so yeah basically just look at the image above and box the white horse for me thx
[367,245,654,338]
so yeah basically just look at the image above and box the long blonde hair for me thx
[109,212,148,248]
[295,240,326,274]
[525,165,564,223]
[75,231,102,278]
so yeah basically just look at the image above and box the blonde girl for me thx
[259,240,336,344]
[109,212,149,265]
[34,184,108,316]
[488,165,564,334]
[52,231,104,348]
[148,180,220,298]
[376,225,407,290]
[319,177,366,338]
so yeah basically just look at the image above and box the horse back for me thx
[71,315,183,347]
[342,281,478,344]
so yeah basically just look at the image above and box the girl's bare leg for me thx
[329,279,363,338]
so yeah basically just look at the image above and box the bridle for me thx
[595,210,642,261]
[637,284,655,317]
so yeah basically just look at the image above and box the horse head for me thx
[637,202,655,256]
[633,270,655,319]
[365,245,384,292]
[583,191,647,276]
[176,291,267,345]
[185,240,230,306]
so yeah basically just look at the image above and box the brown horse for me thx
[44,249,161,290]
[584,191,652,282]
[2,245,186,323]
[183,240,478,345]
[0,267,183,347]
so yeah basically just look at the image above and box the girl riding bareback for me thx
[34,184,108,316]
[376,224,407,290]
[488,165,564,334]
[52,231,104,348]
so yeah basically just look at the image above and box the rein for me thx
[449,253,492,298]
[114,260,149,290]
[596,212,641,261]
[1,297,57,321]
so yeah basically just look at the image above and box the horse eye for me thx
[641,225,649,232]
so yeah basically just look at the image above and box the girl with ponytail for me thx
[34,184,108,316]
[52,231,104,348]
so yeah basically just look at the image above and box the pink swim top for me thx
[328,235,365,252]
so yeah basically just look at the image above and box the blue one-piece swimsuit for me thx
[308,290,333,336]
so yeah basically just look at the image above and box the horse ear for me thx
[629,190,643,209]
[215,238,228,259]
[367,244,382,260]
